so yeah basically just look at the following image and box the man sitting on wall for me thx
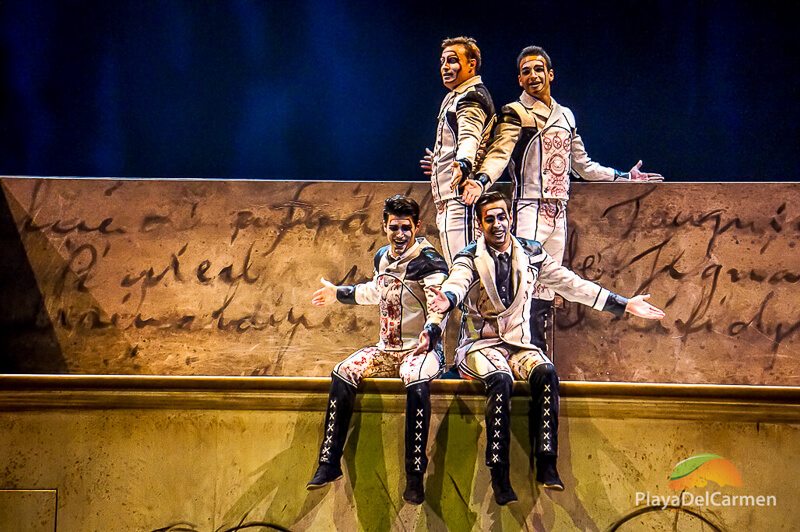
[415,191,665,504]
[307,194,448,505]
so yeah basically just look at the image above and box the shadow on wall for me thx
[0,186,66,372]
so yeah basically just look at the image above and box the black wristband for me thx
[444,291,458,313]
[602,292,629,317]
[475,173,490,191]
[424,323,442,348]
[336,286,357,304]
[456,158,472,176]
[613,170,631,181]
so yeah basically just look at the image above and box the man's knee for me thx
[332,363,361,387]
[400,360,441,387]
[528,362,558,386]
[485,372,514,394]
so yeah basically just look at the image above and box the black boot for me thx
[307,463,343,489]
[490,464,518,506]
[535,455,564,491]
[403,382,431,504]
[529,298,554,354]
[403,473,425,505]
[529,363,563,490]
[307,373,356,490]
[484,373,516,505]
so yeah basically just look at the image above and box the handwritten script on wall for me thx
[1,178,797,384]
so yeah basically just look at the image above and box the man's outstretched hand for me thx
[420,148,433,176]
[427,286,451,314]
[624,294,665,320]
[449,161,466,191]
[311,278,337,306]
[461,179,482,205]
[629,160,664,182]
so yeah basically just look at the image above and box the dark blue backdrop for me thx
[1,0,798,181]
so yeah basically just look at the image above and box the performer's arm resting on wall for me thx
[537,252,664,319]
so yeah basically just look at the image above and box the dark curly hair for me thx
[383,194,420,224]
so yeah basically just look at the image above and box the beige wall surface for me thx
[1,177,798,384]
[0,381,797,532]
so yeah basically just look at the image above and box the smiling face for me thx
[518,55,554,104]
[384,215,419,256]
[477,200,512,250]
[440,44,476,90]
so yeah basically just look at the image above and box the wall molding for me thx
[2,375,798,421]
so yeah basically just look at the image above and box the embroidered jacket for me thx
[476,92,628,201]
[337,238,448,351]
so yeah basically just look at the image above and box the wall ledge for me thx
[1,375,798,421]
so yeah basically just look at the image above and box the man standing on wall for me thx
[420,36,495,265]
[306,195,448,505]
[415,192,664,504]
[460,45,663,353]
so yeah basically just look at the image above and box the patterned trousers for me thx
[333,345,444,387]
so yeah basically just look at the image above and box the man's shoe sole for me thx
[496,497,519,506]
[494,491,519,506]
[306,473,343,490]
[402,494,425,505]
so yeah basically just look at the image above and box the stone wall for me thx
[1,177,798,384]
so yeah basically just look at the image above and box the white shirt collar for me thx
[452,75,483,94]
[519,91,555,116]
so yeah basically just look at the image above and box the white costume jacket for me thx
[434,235,628,360]
[431,76,495,203]
[337,238,448,351]
[477,92,627,201]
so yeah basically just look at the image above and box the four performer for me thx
[307,41,666,506]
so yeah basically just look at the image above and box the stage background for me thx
[1,0,798,182]
[2,4,799,530]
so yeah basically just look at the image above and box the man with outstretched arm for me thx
[460,45,663,353]
[420,35,495,265]
[306,195,448,505]
[414,191,664,505]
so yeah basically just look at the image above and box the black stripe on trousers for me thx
[465,203,474,246]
